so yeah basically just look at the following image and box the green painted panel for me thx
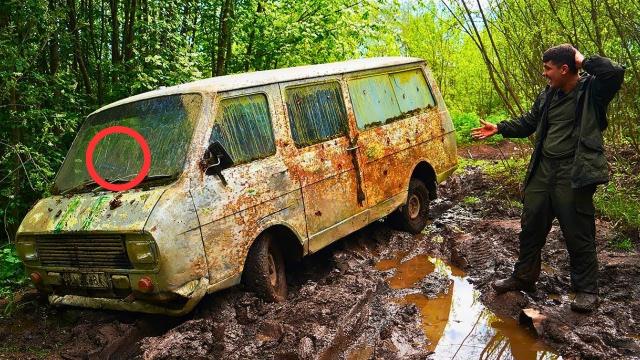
[390,69,435,113]
[347,74,401,129]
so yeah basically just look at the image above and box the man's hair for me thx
[542,44,577,73]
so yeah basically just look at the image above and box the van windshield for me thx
[53,94,202,194]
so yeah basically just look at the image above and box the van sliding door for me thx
[281,80,368,253]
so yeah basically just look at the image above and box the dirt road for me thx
[2,143,639,359]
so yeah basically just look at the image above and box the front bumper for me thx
[48,277,209,316]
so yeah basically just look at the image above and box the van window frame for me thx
[283,79,350,149]
[208,91,278,168]
[346,66,438,130]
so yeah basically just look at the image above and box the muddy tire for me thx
[389,178,430,234]
[242,233,288,302]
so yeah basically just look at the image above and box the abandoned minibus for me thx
[15,57,457,315]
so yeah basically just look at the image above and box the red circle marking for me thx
[85,125,151,192]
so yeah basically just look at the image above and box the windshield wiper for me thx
[92,174,177,191]
[59,179,99,196]
[59,174,177,195]
[136,174,177,185]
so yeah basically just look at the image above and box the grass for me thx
[463,196,480,205]
[594,179,640,232]
[609,236,634,252]
[0,345,51,359]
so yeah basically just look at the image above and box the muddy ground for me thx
[2,142,640,360]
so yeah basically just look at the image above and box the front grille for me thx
[36,235,132,269]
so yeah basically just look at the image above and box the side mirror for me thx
[201,141,233,184]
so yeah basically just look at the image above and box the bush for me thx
[451,111,509,145]
[0,245,26,299]
[451,112,480,145]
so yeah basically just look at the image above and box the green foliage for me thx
[609,237,634,252]
[452,112,480,144]
[594,182,640,232]
[451,110,513,145]
[444,0,640,152]
[463,196,480,205]
[0,245,26,298]
[366,1,505,116]
[482,158,529,181]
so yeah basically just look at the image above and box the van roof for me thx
[92,56,424,115]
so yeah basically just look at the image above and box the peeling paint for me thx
[109,194,123,210]
[53,197,81,233]
[81,195,109,230]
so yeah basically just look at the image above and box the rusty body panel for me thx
[190,84,307,290]
[16,57,457,315]
[278,76,368,253]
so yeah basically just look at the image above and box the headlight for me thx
[16,239,38,262]
[126,240,157,264]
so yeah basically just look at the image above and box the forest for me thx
[1,0,639,358]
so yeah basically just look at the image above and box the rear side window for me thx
[209,93,276,165]
[390,69,435,112]
[348,69,436,129]
[286,82,349,147]
[347,74,401,129]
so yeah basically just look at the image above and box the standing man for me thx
[471,44,625,312]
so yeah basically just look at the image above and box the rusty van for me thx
[15,57,457,315]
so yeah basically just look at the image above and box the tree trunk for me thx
[109,0,121,65]
[48,0,60,75]
[215,0,232,76]
[244,2,263,71]
[9,86,21,243]
[123,0,136,64]
[67,0,93,95]
[224,0,233,74]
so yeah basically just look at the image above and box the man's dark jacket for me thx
[497,55,625,189]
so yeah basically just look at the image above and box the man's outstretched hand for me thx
[471,120,498,140]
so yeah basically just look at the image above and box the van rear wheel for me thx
[390,178,430,234]
[243,233,288,302]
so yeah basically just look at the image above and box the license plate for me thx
[63,272,110,289]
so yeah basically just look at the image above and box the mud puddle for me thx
[377,252,560,359]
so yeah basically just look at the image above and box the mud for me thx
[2,143,640,359]
[457,139,532,160]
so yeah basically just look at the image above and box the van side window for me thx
[286,82,349,147]
[347,74,401,129]
[389,69,435,113]
[209,93,276,165]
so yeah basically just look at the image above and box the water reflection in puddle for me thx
[377,253,562,359]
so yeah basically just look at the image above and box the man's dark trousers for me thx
[512,155,598,294]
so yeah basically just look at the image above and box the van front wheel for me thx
[390,178,430,234]
[243,233,288,302]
